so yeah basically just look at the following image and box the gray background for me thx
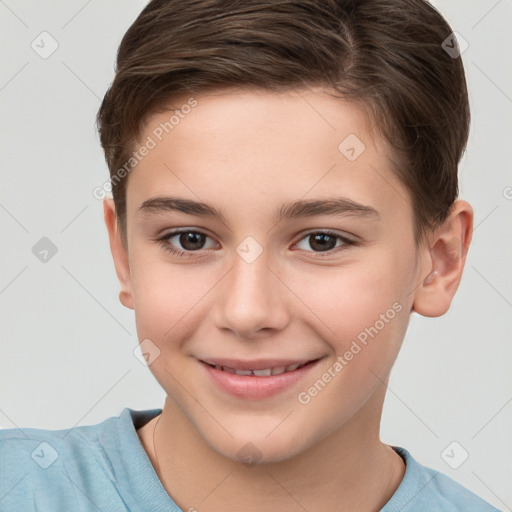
[1,0,511,509]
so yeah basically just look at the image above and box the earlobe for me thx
[413,200,473,317]
[103,198,134,310]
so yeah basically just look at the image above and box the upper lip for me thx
[199,358,320,371]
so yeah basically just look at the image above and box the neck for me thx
[139,390,405,512]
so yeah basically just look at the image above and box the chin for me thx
[205,424,316,466]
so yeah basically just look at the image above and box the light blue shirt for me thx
[0,408,501,511]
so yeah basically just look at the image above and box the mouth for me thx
[198,357,323,399]
[201,359,314,376]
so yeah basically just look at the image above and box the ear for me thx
[413,200,473,317]
[103,198,134,310]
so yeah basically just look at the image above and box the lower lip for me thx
[199,359,321,399]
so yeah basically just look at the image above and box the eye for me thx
[294,230,354,255]
[156,228,355,259]
[157,229,218,258]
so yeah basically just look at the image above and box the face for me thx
[111,88,428,463]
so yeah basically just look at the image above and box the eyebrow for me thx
[138,196,379,223]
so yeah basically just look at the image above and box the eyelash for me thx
[156,229,355,259]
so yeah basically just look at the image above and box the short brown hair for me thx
[96,0,470,247]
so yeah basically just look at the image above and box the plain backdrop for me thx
[0,0,511,509]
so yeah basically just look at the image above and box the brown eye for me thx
[157,229,218,257]
[295,230,354,255]
[308,233,338,252]
[177,232,207,251]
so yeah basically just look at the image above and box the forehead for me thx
[127,88,410,225]
[142,87,377,158]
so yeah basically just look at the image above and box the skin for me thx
[104,87,473,511]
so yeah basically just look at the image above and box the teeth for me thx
[234,369,253,376]
[211,361,312,376]
[253,368,272,376]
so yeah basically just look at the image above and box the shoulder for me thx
[0,408,162,512]
[383,447,502,512]
[0,412,122,510]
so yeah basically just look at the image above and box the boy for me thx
[0,0,501,510]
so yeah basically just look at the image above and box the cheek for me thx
[129,255,212,346]
[128,258,212,397]
[291,260,412,424]
[293,251,414,364]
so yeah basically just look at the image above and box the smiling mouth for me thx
[202,359,319,377]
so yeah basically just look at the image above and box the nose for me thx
[211,245,290,339]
